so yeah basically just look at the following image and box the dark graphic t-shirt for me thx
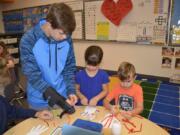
[118,95,134,111]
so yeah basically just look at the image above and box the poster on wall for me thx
[161,47,180,69]
[84,0,169,45]
[170,0,180,45]
[3,10,24,32]
[3,1,84,39]
[175,58,180,69]
[175,48,180,57]
[161,57,172,68]
[23,7,42,32]
[41,5,50,19]
[162,47,174,56]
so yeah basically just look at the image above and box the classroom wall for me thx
[0,5,4,33]
[0,0,178,78]
[74,41,176,78]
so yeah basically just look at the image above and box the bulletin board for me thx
[2,0,173,44]
[169,0,180,46]
[84,0,170,45]
[3,9,24,33]
[23,5,49,32]
[2,0,84,39]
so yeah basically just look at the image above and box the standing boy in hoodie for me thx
[20,3,77,110]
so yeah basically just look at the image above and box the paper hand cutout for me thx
[26,125,48,135]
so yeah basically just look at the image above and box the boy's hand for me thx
[89,97,98,106]
[120,110,133,119]
[35,110,53,120]
[6,60,14,68]
[68,94,78,106]
[81,97,88,105]
[110,105,119,115]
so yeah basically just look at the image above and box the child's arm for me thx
[120,102,143,119]
[75,84,88,105]
[132,102,143,115]
[103,98,111,110]
[103,98,119,115]
[103,88,118,113]
[89,83,108,106]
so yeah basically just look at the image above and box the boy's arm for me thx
[103,88,119,114]
[131,102,143,115]
[4,97,52,120]
[103,89,115,110]
[120,102,143,119]
[62,38,76,96]
[20,31,50,92]
[0,95,37,119]
[103,98,112,110]
[131,86,144,116]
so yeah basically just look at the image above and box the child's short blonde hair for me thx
[117,62,136,81]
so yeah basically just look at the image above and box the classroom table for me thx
[4,106,169,135]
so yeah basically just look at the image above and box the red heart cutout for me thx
[101,0,133,26]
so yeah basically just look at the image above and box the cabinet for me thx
[0,32,23,65]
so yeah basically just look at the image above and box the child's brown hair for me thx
[84,45,103,66]
[46,3,76,35]
[117,62,136,81]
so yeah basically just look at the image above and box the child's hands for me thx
[89,97,98,106]
[81,97,88,105]
[110,105,119,115]
[68,94,78,106]
[120,110,133,119]
[6,60,14,68]
[35,110,53,120]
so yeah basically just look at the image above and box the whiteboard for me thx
[84,0,169,44]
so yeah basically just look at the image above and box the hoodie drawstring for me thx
[49,43,58,72]
[55,44,58,72]
[49,45,51,67]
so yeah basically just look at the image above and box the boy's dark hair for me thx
[46,3,76,35]
[85,46,103,66]
[117,62,136,81]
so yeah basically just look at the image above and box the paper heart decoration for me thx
[101,0,133,26]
